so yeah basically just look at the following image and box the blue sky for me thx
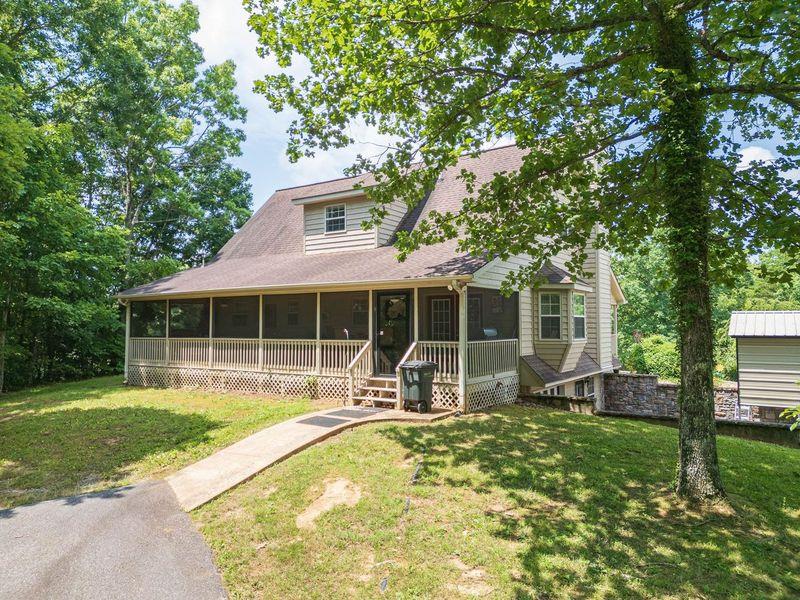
[186,0,788,211]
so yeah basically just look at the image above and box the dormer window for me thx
[325,203,346,233]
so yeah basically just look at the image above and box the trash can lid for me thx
[400,360,438,369]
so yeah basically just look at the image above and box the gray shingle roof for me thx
[521,352,602,385]
[118,145,545,298]
[728,311,800,337]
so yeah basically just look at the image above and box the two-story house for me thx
[118,145,626,412]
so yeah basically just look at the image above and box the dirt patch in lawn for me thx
[296,478,361,529]
[447,556,494,597]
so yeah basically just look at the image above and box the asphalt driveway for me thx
[0,481,225,600]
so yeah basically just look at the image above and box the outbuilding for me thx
[729,311,800,422]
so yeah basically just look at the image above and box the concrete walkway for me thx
[167,406,451,511]
[0,481,226,600]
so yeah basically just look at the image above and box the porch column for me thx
[458,286,468,411]
[315,292,321,374]
[208,297,214,368]
[412,287,419,341]
[165,299,171,366]
[123,301,130,383]
[258,295,264,370]
[367,289,373,371]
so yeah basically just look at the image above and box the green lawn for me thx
[0,376,327,508]
[195,405,800,599]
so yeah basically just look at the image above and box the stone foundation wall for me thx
[603,373,739,419]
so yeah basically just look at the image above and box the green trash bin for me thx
[399,360,437,413]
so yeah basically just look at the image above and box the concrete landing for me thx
[167,406,452,511]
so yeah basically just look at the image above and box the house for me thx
[117,145,626,412]
[728,311,800,422]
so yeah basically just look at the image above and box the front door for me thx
[374,291,411,375]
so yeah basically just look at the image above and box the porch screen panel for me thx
[213,296,259,338]
[467,287,519,340]
[262,293,316,339]
[418,287,459,341]
[169,299,210,338]
[130,301,167,337]
[320,291,369,340]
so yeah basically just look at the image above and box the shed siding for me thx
[738,337,800,408]
[304,198,376,254]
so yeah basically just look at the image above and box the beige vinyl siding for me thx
[304,198,376,254]
[471,254,532,288]
[582,247,600,363]
[595,250,613,368]
[376,199,408,246]
[737,337,800,408]
[519,288,534,355]
[560,341,586,371]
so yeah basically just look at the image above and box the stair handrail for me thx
[394,341,418,405]
[346,340,372,404]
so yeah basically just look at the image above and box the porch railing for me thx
[467,339,518,379]
[128,337,366,376]
[347,340,372,402]
[417,341,460,383]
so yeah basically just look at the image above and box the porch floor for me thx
[166,405,453,511]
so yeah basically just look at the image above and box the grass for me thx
[0,376,328,508]
[195,405,800,599]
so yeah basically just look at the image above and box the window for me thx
[213,296,259,338]
[130,301,167,337]
[287,301,299,326]
[431,298,453,341]
[574,377,595,398]
[169,299,210,338]
[573,293,586,340]
[325,203,346,233]
[352,299,368,326]
[540,293,561,340]
[544,385,565,396]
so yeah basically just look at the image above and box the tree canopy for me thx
[248,0,800,501]
[0,0,252,391]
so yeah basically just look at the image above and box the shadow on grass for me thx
[0,406,221,510]
[382,406,800,599]
[0,376,126,418]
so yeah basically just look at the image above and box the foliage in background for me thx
[615,241,800,381]
[0,0,251,391]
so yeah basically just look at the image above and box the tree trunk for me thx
[651,5,725,501]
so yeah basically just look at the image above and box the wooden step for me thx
[366,376,396,383]
[360,385,398,394]
[352,395,398,405]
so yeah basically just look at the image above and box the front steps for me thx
[353,376,398,408]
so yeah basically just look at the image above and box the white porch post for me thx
[367,289,373,371]
[165,299,171,366]
[123,302,130,383]
[412,287,419,342]
[208,297,214,368]
[315,292,321,374]
[458,286,468,411]
[258,294,264,370]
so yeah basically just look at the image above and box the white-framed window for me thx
[540,293,561,340]
[574,380,585,397]
[574,377,595,398]
[573,293,586,340]
[544,385,565,396]
[325,203,346,233]
[586,377,595,397]
[431,298,453,341]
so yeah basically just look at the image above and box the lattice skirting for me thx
[126,365,347,400]
[466,374,520,412]
[432,382,461,411]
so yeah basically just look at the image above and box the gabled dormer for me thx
[292,188,407,255]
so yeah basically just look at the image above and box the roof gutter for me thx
[114,274,474,301]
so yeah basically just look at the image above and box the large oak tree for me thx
[248,0,800,501]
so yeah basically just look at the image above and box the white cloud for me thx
[737,145,775,169]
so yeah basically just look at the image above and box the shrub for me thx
[621,334,680,380]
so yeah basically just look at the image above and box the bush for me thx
[621,334,680,380]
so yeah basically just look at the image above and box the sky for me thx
[184,0,790,211]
